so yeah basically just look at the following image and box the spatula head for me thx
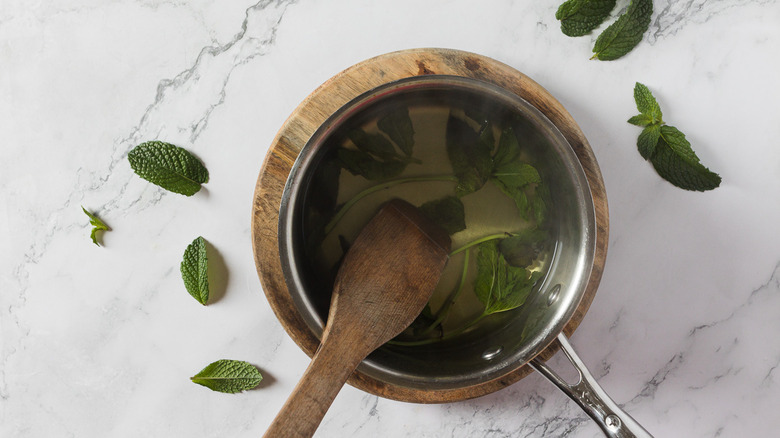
[324,199,451,354]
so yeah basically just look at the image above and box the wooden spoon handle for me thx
[263,339,363,438]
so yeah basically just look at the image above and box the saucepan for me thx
[252,49,651,437]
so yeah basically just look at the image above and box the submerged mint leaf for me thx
[419,196,466,235]
[650,125,721,191]
[181,236,209,305]
[377,107,415,157]
[499,228,549,268]
[191,359,263,393]
[556,0,617,37]
[337,148,406,180]
[446,114,493,197]
[81,206,110,246]
[348,129,399,161]
[591,0,652,61]
[474,240,542,315]
[531,183,549,226]
[406,304,442,338]
[490,128,543,221]
[491,127,522,170]
[128,141,209,196]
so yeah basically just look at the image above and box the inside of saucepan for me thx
[279,76,595,391]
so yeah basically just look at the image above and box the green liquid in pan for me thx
[300,96,558,345]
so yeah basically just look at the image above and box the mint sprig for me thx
[82,206,110,246]
[629,83,721,191]
[591,0,653,61]
[191,359,263,393]
[128,141,209,196]
[181,236,210,305]
[556,0,617,37]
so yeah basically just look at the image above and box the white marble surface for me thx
[2,1,780,436]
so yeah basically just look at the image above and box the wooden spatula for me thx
[264,199,451,438]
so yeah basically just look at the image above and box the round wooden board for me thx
[252,48,609,403]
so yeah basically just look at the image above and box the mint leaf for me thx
[406,303,442,338]
[446,114,493,196]
[474,240,543,315]
[348,129,399,161]
[191,359,263,393]
[377,107,415,157]
[492,127,522,171]
[128,141,209,196]
[492,163,542,192]
[591,0,652,61]
[81,206,110,246]
[633,82,663,124]
[490,128,542,220]
[181,236,209,305]
[627,114,654,127]
[556,0,617,37]
[637,123,661,159]
[531,183,549,226]
[337,148,406,180]
[418,196,466,235]
[650,125,721,191]
[498,228,549,268]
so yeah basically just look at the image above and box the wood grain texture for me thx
[252,48,609,403]
[263,200,450,437]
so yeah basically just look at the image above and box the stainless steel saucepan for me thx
[256,58,651,437]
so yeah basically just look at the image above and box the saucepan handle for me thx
[529,333,653,438]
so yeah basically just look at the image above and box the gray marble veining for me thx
[2,0,779,436]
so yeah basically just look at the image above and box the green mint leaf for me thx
[181,236,209,305]
[556,0,617,37]
[492,163,542,191]
[446,113,493,197]
[127,141,209,196]
[627,114,654,127]
[498,228,549,268]
[492,128,542,185]
[191,359,263,393]
[633,82,663,123]
[337,148,406,180]
[531,183,549,226]
[348,129,399,161]
[649,125,721,191]
[591,0,652,61]
[406,303,442,338]
[418,196,467,235]
[492,127,522,170]
[81,206,110,246]
[659,125,700,164]
[637,123,661,159]
[489,128,542,221]
[474,240,543,315]
[377,107,415,157]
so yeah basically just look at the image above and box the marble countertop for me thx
[3,1,780,437]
